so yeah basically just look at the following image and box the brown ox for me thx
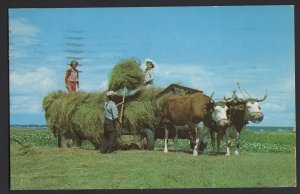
[161,92,214,156]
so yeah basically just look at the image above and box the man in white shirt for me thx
[144,59,155,88]
[100,91,120,154]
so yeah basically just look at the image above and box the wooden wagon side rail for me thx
[155,83,203,99]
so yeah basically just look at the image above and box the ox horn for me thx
[245,90,268,102]
[209,92,215,104]
[224,96,234,103]
[245,97,257,103]
[257,89,268,102]
[224,90,241,103]
[216,99,226,107]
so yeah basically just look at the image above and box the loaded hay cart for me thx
[42,58,203,150]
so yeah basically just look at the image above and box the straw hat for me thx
[70,60,78,66]
[146,59,155,68]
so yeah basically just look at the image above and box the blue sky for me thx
[9,6,295,126]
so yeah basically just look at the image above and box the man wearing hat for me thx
[144,59,155,88]
[65,60,79,95]
[100,91,121,154]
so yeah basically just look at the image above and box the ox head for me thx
[243,92,267,123]
[211,100,230,127]
[224,90,244,106]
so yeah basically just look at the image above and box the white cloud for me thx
[261,102,286,112]
[80,64,113,73]
[262,75,295,107]
[10,95,42,114]
[283,75,295,93]
[9,49,28,58]
[261,111,295,127]
[9,18,41,60]
[9,18,40,37]
[154,62,234,97]
[78,79,109,92]
[155,63,214,85]
[100,80,109,91]
[10,67,58,94]
[10,36,39,47]
[155,63,212,78]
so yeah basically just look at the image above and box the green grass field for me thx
[10,128,296,189]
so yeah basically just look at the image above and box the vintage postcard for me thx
[6,2,296,191]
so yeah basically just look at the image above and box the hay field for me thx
[10,128,296,189]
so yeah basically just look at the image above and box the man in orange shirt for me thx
[65,60,79,95]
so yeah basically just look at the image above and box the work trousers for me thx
[100,118,117,154]
[67,81,77,95]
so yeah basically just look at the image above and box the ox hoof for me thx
[234,151,239,156]
[225,153,230,156]
[164,149,168,153]
[193,151,198,156]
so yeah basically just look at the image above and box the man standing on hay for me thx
[144,59,155,88]
[100,91,121,154]
[65,60,79,95]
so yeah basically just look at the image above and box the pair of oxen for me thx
[161,90,267,156]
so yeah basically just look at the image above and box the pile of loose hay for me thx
[10,137,37,155]
[42,87,166,149]
[122,87,163,133]
[108,58,144,91]
[43,91,105,148]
